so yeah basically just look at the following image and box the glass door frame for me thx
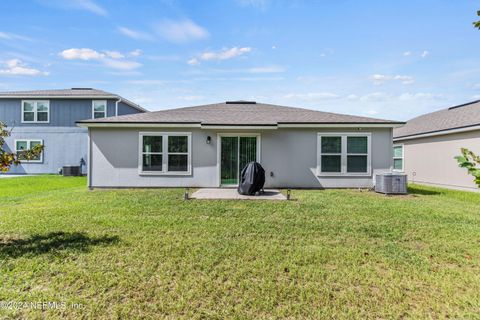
[216,133,261,187]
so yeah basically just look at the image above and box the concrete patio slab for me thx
[191,188,287,200]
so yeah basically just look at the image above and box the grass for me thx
[0,176,480,319]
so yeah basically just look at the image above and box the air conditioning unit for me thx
[62,165,82,177]
[375,173,407,194]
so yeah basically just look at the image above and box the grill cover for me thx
[237,161,265,195]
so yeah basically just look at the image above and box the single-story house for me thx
[77,101,404,189]
[393,100,480,192]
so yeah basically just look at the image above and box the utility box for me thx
[375,173,408,194]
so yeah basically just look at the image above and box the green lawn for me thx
[1,176,480,319]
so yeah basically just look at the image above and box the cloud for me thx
[319,48,334,58]
[232,76,284,81]
[72,0,107,15]
[0,32,10,40]
[178,95,205,101]
[129,49,142,57]
[155,19,209,43]
[187,58,199,66]
[421,50,429,58]
[248,65,285,73]
[188,47,252,65]
[349,92,444,102]
[38,0,107,16]
[393,75,415,85]
[118,26,155,41]
[236,0,269,9]
[59,48,141,70]
[0,59,48,76]
[103,59,141,70]
[60,48,104,60]
[370,74,390,85]
[398,92,444,101]
[359,92,390,101]
[284,92,340,101]
[104,51,124,59]
[200,47,251,61]
[146,55,180,61]
[403,51,412,56]
[0,31,32,41]
[370,74,414,85]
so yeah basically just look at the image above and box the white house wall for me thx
[400,129,480,192]
[89,127,393,188]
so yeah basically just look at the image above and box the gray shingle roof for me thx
[393,100,480,139]
[0,88,147,112]
[78,101,403,126]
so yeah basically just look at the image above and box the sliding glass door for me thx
[220,136,258,185]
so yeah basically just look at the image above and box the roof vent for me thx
[225,100,256,104]
[71,87,93,90]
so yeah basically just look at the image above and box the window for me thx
[142,136,163,172]
[320,136,342,173]
[15,139,43,163]
[168,136,189,172]
[22,100,49,123]
[347,136,368,173]
[92,100,107,119]
[139,132,191,175]
[317,133,371,176]
[393,144,404,171]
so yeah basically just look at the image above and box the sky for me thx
[0,0,480,121]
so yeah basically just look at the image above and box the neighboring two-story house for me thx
[0,88,147,174]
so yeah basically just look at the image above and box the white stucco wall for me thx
[400,129,480,192]
[88,127,393,188]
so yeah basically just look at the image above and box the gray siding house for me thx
[0,88,147,174]
[78,101,403,189]
[393,100,480,192]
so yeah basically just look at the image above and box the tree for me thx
[474,10,480,29]
[0,121,44,172]
[455,148,480,188]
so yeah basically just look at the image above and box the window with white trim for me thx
[15,139,43,163]
[347,136,369,173]
[92,100,107,119]
[22,100,49,123]
[319,135,342,173]
[393,144,404,171]
[139,133,191,174]
[317,133,371,175]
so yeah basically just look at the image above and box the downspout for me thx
[87,128,93,190]
[115,98,121,116]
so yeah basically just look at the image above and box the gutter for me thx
[77,121,404,129]
[0,95,148,113]
[393,123,480,141]
[76,122,202,128]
